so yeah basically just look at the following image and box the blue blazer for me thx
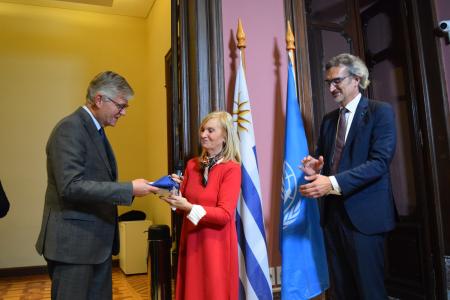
[317,97,397,234]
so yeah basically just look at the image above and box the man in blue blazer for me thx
[300,53,397,299]
[35,71,159,299]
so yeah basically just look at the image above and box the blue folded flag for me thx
[149,175,179,192]
[150,176,179,211]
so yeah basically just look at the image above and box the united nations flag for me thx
[280,58,329,299]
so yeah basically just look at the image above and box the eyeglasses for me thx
[324,75,352,87]
[103,95,128,112]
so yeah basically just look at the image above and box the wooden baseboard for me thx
[112,259,119,268]
[0,259,120,278]
[0,265,47,278]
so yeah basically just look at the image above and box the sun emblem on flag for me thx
[233,92,251,138]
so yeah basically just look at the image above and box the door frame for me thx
[168,0,225,280]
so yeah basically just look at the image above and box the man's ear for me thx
[93,94,103,108]
[353,76,361,88]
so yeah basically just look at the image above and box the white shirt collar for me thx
[82,105,101,131]
[343,93,361,114]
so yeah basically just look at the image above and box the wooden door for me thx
[300,0,450,298]
[168,0,225,281]
[360,1,433,298]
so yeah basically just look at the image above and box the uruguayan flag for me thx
[280,57,329,299]
[233,50,273,300]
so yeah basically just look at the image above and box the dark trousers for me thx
[46,257,112,300]
[324,201,388,300]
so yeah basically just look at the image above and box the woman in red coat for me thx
[163,111,241,300]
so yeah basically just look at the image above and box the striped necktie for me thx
[331,107,348,174]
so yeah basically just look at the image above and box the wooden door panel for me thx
[386,223,427,299]
[362,1,432,298]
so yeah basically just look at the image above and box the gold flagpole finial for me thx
[286,21,295,51]
[237,18,246,49]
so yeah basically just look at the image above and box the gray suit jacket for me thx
[0,180,9,218]
[35,107,133,264]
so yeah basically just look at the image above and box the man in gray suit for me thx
[0,180,9,218]
[36,71,159,299]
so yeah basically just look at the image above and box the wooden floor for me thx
[0,267,149,300]
[0,268,283,299]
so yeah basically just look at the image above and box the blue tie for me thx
[98,127,116,178]
[98,127,105,138]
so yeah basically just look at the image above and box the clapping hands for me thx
[299,155,333,198]
[299,155,324,177]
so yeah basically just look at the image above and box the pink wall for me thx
[221,0,449,267]
[222,1,288,265]
[435,0,450,109]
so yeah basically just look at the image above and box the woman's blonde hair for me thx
[199,111,241,164]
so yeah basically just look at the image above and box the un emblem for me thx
[282,161,301,229]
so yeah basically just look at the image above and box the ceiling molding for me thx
[0,0,156,18]
[56,0,113,7]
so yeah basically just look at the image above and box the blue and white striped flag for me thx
[233,50,273,300]
[280,56,329,299]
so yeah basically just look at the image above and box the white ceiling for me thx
[0,0,156,18]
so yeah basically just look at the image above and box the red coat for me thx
[176,158,241,300]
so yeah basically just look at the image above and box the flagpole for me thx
[281,20,330,300]
[237,18,246,72]
[233,18,273,300]
[286,21,296,76]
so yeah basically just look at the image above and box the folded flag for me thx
[149,175,179,196]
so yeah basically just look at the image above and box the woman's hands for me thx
[161,192,193,212]
[170,173,184,185]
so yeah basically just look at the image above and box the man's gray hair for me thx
[86,71,134,104]
[326,53,370,90]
